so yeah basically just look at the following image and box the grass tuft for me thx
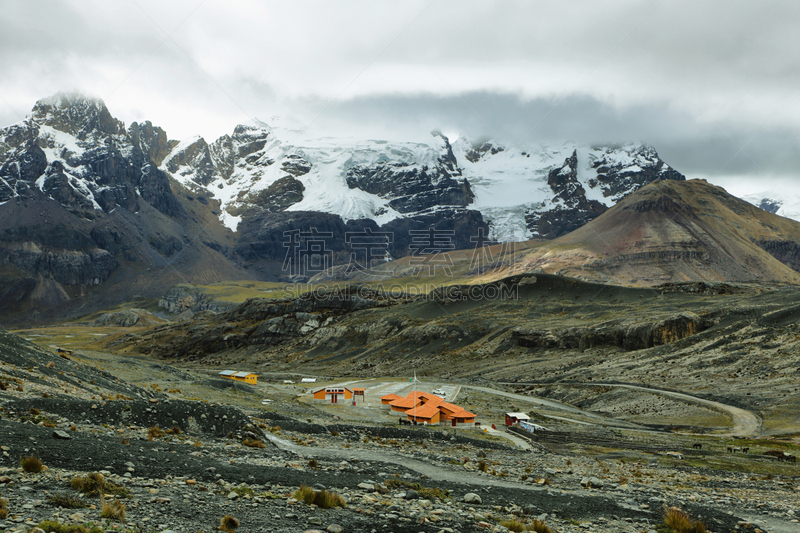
[383,478,449,501]
[35,520,91,533]
[21,455,44,473]
[293,485,346,508]
[99,498,126,522]
[660,505,707,533]
[219,514,239,532]
[147,426,163,440]
[530,519,554,533]
[294,485,315,504]
[312,489,347,509]
[71,472,105,495]
[47,493,88,508]
[70,472,131,498]
[500,519,527,532]
[0,497,7,519]
[242,438,266,448]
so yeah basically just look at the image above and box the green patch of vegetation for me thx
[231,487,254,497]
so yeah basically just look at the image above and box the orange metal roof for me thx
[353,387,365,391]
[388,391,475,421]
[407,404,441,419]
[390,395,423,409]
[437,401,463,413]
[422,397,444,408]
[380,393,401,401]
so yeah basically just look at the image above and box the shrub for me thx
[530,519,554,533]
[30,407,40,415]
[99,498,125,522]
[308,459,319,469]
[242,438,265,448]
[47,493,88,508]
[21,455,44,473]
[165,425,182,435]
[0,497,7,519]
[147,426,163,440]
[477,460,487,472]
[661,506,707,533]
[219,515,239,532]
[0,381,8,391]
[330,430,339,437]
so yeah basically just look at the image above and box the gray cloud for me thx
[1,0,798,194]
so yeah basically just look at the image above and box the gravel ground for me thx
[2,330,799,533]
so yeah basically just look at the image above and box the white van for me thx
[432,388,446,398]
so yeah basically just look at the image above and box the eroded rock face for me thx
[512,312,707,351]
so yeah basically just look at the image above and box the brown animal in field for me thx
[741,447,749,453]
[692,443,702,450]
[764,450,794,461]
[727,447,733,453]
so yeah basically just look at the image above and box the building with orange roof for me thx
[407,404,441,424]
[312,386,353,403]
[380,393,401,406]
[386,390,476,426]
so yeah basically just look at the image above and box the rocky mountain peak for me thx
[31,92,123,139]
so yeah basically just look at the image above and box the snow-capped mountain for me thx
[0,92,181,218]
[0,92,686,245]
[162,119,684,241]
[742,191,800,222]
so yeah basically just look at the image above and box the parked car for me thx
[432,388,446,397]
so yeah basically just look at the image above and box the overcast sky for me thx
[2,0,799,196]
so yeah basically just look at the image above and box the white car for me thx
[432,389,446,398]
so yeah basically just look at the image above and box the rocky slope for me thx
[0,93,250,325]
[509,179,800,286]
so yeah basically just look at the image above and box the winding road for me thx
[502,381,761,438]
